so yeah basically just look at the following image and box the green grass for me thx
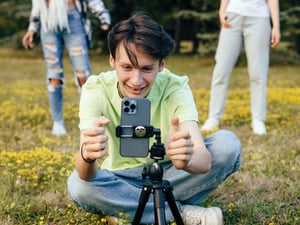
[0,48,299,225]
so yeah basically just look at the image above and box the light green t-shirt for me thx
[79,68,198,170]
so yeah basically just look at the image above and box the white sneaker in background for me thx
[201,118,219,131]
[252,120,266,135]
[52,120,67,136]
[182,204,224,225]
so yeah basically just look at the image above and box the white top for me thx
[227,0,270,17]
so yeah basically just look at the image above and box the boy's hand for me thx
[166,117,194,170]
[81,116,110,162]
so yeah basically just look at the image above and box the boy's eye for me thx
[123,65,133,70]
[142,67,153,72]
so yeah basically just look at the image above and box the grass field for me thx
[0,48,299,225]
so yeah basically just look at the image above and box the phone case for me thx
[119,98,151,157]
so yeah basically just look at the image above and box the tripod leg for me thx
[132,183,152,225]
[153,185,167,225]
[163,181,184,225]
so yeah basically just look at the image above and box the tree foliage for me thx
[0,0,299,55]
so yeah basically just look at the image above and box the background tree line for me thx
[0,0,299,57]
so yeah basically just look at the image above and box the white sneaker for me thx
[52,120,67,136]
[252,120,266,135]
[201,118,219,131]
[182,204,224,225]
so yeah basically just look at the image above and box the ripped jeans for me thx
[40,7,90,122]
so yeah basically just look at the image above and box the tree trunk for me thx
[174,0,184,53]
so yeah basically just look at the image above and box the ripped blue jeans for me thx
[40,7,90,122]
[68,130,242,224]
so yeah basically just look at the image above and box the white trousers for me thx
[208,13,271,121]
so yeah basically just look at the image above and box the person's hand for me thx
[100,24,110,31]
[22,31,35,49]
[219,11,231,28]
[271,27,281,48]
[166,117,194,170]
[81,116,110,163]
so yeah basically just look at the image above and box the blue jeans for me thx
[40,8,91,122]
[67,130,242,224]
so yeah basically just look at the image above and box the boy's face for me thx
[110,43,165,98]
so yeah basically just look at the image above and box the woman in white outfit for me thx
[201,0,281,135]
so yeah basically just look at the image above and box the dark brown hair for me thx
[107,12,175,66]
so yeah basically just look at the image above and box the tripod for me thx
[132,129,184,225]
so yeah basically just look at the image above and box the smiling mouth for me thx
[127,84,146,94]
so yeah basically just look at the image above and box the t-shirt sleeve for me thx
[78,76,105,130]
[166,78,199,123]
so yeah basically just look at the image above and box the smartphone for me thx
[118,98,151,157]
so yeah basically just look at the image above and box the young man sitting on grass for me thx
[68,11,241,225]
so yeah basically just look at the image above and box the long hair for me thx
[35,0,70,32]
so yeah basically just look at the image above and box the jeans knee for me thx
[67,171,87,202]
[67,171,104,214]
[74,70,89,87]
[47,82,63,93]
[207,130,242,170]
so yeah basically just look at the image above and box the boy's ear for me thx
[109,54,115,68]
[159,59,165,72]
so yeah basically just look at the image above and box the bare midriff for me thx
[46,0,76,9]
[67,0,76,8]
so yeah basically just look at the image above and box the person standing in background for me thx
[201,0,280,135]
[22,0,111,136]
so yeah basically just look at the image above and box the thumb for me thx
[170,117,179,135]
[94,116,110,128]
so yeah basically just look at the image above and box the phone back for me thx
[119,98,151,157]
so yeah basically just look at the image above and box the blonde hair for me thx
[35,0,70,32]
